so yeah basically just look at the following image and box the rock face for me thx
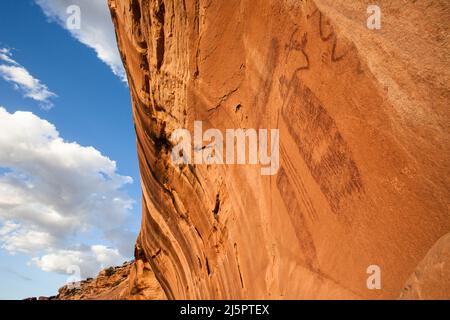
[400,233,450,300]
[108,0,450,299]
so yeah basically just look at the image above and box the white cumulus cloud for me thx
[33,245,122,276]
[0,48,56,109]
[35,0,126,81]
[0,107,135,277]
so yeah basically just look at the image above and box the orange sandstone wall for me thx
[108,0,450,299]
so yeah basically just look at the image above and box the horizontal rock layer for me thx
[109,0,450,299]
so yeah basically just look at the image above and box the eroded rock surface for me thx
[400,233,450,300]
[108,0,450,299]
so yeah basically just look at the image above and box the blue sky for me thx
[0,0,140,299]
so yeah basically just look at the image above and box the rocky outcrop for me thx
[108,0,450,299]
[55,260,165,300]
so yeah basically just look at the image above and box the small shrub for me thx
[104,267,115,277]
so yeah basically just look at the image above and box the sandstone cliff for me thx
[108,0,450,299]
